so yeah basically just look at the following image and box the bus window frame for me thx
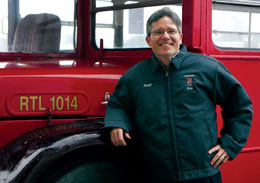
[91,0,182,51]
[212,1,260,51]
[0,0,79,60]
[206,0,260,58]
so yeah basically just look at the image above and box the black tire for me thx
[43,159,120,183]
[24,145,129,183]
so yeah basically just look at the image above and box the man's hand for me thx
[110,128,131,146]
[208,145,230,168]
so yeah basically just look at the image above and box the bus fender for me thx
[0,119,111,183]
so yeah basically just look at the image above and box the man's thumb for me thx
[124,132,131,139]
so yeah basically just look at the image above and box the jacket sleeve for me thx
[214,62,253,160]
[104,74,135,132]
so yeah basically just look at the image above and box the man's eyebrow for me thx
[153,27,178,30]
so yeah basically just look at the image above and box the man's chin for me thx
[157,52,176,58]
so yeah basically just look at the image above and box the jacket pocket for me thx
[173,110,216,171]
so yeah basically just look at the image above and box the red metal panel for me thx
[221,150,260,183]
[202,0,260,182]
[182,0,202,51]
[0,59,128,148]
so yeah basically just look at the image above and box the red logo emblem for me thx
[185,75,195,90]
[186,77,193,86]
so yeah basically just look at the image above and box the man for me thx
[105,7,253,183]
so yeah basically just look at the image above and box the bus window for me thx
[94,0,182,49]
[212,0,260,49]
[0,0,8,52]
[0,0,76,53]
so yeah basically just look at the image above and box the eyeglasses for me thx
[151,29,178,36]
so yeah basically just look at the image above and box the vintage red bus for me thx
[0,0,259,182]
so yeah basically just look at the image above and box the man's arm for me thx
[105,74,135,146]
[213,62,253,160]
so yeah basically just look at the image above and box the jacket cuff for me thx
[105,120,132,132]
[218,134,244,160]
[104,108,133,132]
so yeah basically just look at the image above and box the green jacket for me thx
[105,45,253,182]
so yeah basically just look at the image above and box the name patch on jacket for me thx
[185,75,195,90]
[143,83,152,87]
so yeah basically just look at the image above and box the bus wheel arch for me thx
[23,143,123,183]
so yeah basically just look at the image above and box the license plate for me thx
[7,93,89,116]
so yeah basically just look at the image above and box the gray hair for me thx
[146,7,182,37]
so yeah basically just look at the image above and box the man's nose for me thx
[161,31,171,39]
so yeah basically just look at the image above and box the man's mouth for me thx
[159,43,173,46]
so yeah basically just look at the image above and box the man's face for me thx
[146,16,183,61]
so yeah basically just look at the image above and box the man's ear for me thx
[179,33,183,43]
[146,36,152,47]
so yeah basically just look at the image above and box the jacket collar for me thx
[150,44,187,72]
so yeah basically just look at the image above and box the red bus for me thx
[0,0,259,182]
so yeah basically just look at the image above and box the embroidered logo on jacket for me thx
[185,75,194,90]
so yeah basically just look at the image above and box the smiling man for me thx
[105,7,252,183]
[146,15,182,66]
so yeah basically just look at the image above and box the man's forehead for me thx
[151,17,178,30]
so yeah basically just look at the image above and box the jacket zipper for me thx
[165,67,180,181]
